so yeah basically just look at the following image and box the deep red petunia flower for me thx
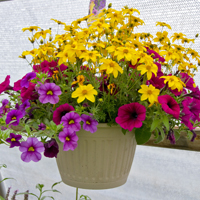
[158,95,180,119]
[53,103,75,125]
[115,102,146,131]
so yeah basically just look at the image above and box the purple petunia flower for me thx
[44,139,59,158]
[167,129,176,144]
[18,100,31,115]
[53,103,75,125]
[0,99,10,116]
[38,83,62,104]
[21,72,36,88]
[19,137,45,162]
[6,133,22,148]
[81,114,98,133]
[158,95,180,119]
[61,112,81,132]
[38,123,46,130]
[115,102,146,131]
[6,110,23,126]
[58,128,79,151]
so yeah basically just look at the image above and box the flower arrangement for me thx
[0,4,200,162]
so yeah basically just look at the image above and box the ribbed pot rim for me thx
[96,123,120,128]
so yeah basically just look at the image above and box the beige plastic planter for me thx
[56,124,137,189]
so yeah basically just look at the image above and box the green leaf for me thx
[135,126,152,145]
[150,119,160,132]
[0,177,15,184]
[41,196,55,200]
[51,180,62,190]
[25,124,31,135]
[154,127,165,143]
[79,195,92,200]
[36,183,44,192]
[163,115,169,131]
[121,128,127,135]
[50,121,57,130]
[174,130,180,141]
[43,118,50,126]
[17,192,38,198]
[0,196,5,200]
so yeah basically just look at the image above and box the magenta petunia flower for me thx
[53,103,75,125]
[21,82,38,102]
[0,75,10,94]
[81,114,98,133]
[149,73,165,89]
[158,95,180,119]
[189,86,200,99]
[6,133,22,148]
[180,73,195,91]
[33,60,51,73]
[61,112,81,131]
[181,113,194,130]
[19,137,45,162]
[115,102,146,131]
[58,128,79,151]
[181,97,200,130]
[44,139,59,158]
[145,47,165,62]
[38,83,62,104]
[6,110,23,126]
[13,79,22,91]
[20,72,36,88]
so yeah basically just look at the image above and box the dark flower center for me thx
[132,112,138,119]
[60,111,68,117]
[167,102,172,108]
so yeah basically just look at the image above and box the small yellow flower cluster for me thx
[20,5,199,106]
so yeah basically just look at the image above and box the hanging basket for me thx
[56,124,137,189]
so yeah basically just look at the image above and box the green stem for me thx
[76,187,78,200]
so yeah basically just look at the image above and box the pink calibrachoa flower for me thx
[0,75,10,94]
[115,102,146,131]
[58,128,79,151]
[53,103,75,125]
[158,95,180,119]
[61,112,81,131]
[38,83,62,104]
[81,114,98,133]
[6,110,23,126]
[19,137,45,162]
[6,133,22,148]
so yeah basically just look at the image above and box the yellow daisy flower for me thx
[100,59,123,78]
[22,26,41,32]
[71,75,85,86]
[137,63,158,80]
[72,84,98,103]
[138,84,160,104]
[156,22,171,29]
